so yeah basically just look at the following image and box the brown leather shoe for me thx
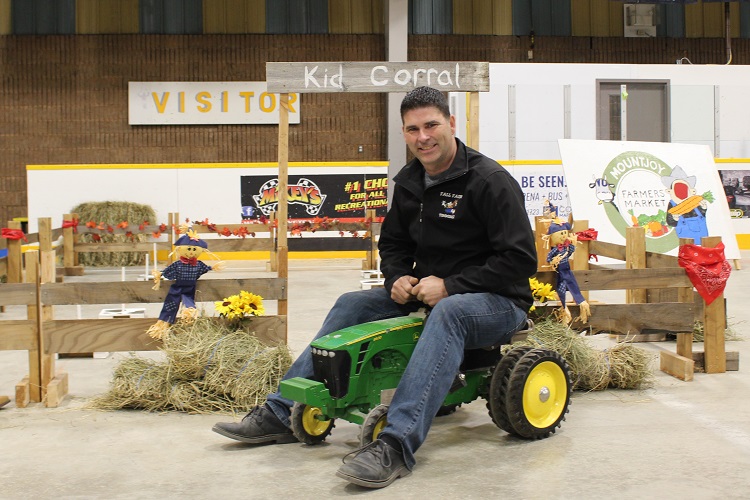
[212,404,298,444]
[336,439,411,488]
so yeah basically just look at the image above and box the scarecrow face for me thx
[670,180,696,202]
[549,229,570,246]
[177,245,204,259]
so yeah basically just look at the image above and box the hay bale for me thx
[513,319,655,391]
[72,201,156,266]
[87,317,293,415]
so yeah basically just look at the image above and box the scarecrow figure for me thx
[546,219,590,325]
[662,165,713,243]
[147,229,225,339]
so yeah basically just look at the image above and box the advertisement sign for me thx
[128,82,300,125]
[240,172,388,221]
[558,139,740,259]
[513,164,571,221]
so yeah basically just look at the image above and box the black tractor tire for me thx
[290,402,335,445]
[359,404,389,446]
[504,348,572,439]
[487,345,535,435]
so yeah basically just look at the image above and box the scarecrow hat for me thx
[174,233,208,249]
[547,220,571,235]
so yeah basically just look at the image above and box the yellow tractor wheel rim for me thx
[372,417,387,440]
[302,406,332,436]
[522,361,567,429]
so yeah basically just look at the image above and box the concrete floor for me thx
[2,257,750,499]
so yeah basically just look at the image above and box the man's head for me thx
[400,86,451,121]
[400,86,457,176]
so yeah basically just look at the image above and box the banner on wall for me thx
[128,82,301,125]
[513,165,571,221]
[240,173,388,221]
[558,139,740,259]
[718,169,750,219]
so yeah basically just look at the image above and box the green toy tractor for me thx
[279,313,572,446]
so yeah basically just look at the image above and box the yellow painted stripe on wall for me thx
[27,161,390,171]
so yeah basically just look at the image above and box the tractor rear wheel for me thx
[487,346,534,435]
[290,402,335,445]
[359,404,389,446]
[504,348,572,439]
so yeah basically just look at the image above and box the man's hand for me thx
[391,275,419,304]
[412,275,448,307]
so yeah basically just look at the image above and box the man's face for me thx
[402,106,457,176]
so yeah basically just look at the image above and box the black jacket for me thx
[379,139,537,312]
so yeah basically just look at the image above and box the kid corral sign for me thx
[266,61,489,93]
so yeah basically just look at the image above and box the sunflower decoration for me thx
[528,277,558,313]
[215,291,265,320]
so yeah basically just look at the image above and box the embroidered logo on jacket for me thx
[439,192,462,219]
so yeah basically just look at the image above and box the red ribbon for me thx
[575,228,599,262]
[62,218,79,233]
[2,228,28,242]
[180,256,198,266]
[678,242,731,305]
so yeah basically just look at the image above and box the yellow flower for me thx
[216,290,265,319]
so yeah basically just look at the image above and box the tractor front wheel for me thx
[290,402,335,445]
[359,404,389,446]
[504,348,572,439]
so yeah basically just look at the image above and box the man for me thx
[213,86,537,489]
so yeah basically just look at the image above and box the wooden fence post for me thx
[25,249,43,402]
[676,237,695,360]
[701,236,726,374]
[363,209,378,270]
[269,212,278,272]
[625,226,647,304]
[572,219,590,301]
[38,218,57,404]
[6,220,23,284]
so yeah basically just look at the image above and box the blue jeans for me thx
[265,287,527,469]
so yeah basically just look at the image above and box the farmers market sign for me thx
[599,151,714,253]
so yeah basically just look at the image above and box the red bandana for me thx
[180,256,198,266]
[678,242,731,305]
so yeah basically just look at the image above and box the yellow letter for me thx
[239,91,255,113]
[196,91,212,113]
[259,92,276,112]
[152,92,169,113]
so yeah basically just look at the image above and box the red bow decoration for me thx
[2,228,28,242]
[62,218,79,233]
[575,228,599,262]
[678,242,731,305]
[180,256,198,266]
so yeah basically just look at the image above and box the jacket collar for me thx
[394,138,469,196]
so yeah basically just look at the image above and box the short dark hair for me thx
[400,86,450,121]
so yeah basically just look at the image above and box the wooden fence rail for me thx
[534,218,729,382]
[1,216,288,408]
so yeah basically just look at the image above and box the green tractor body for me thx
[280,314,572,445]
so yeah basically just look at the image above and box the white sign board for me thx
[558,139,740,259]
[128,82,300,125]
[266,62,489,93]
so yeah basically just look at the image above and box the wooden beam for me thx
[45,372,69,408]
[535,268,693,291]
[0,283,38,306]
[0,320,37,350]
[0,395,9,408]
[15,377,30,408]
[660,351,694,381]
[626,226,647,303]
[693,351,739,372]
[44,315,287,354]
[701,236,726,374]
[535,302,695,335]
[41,277,287,305]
